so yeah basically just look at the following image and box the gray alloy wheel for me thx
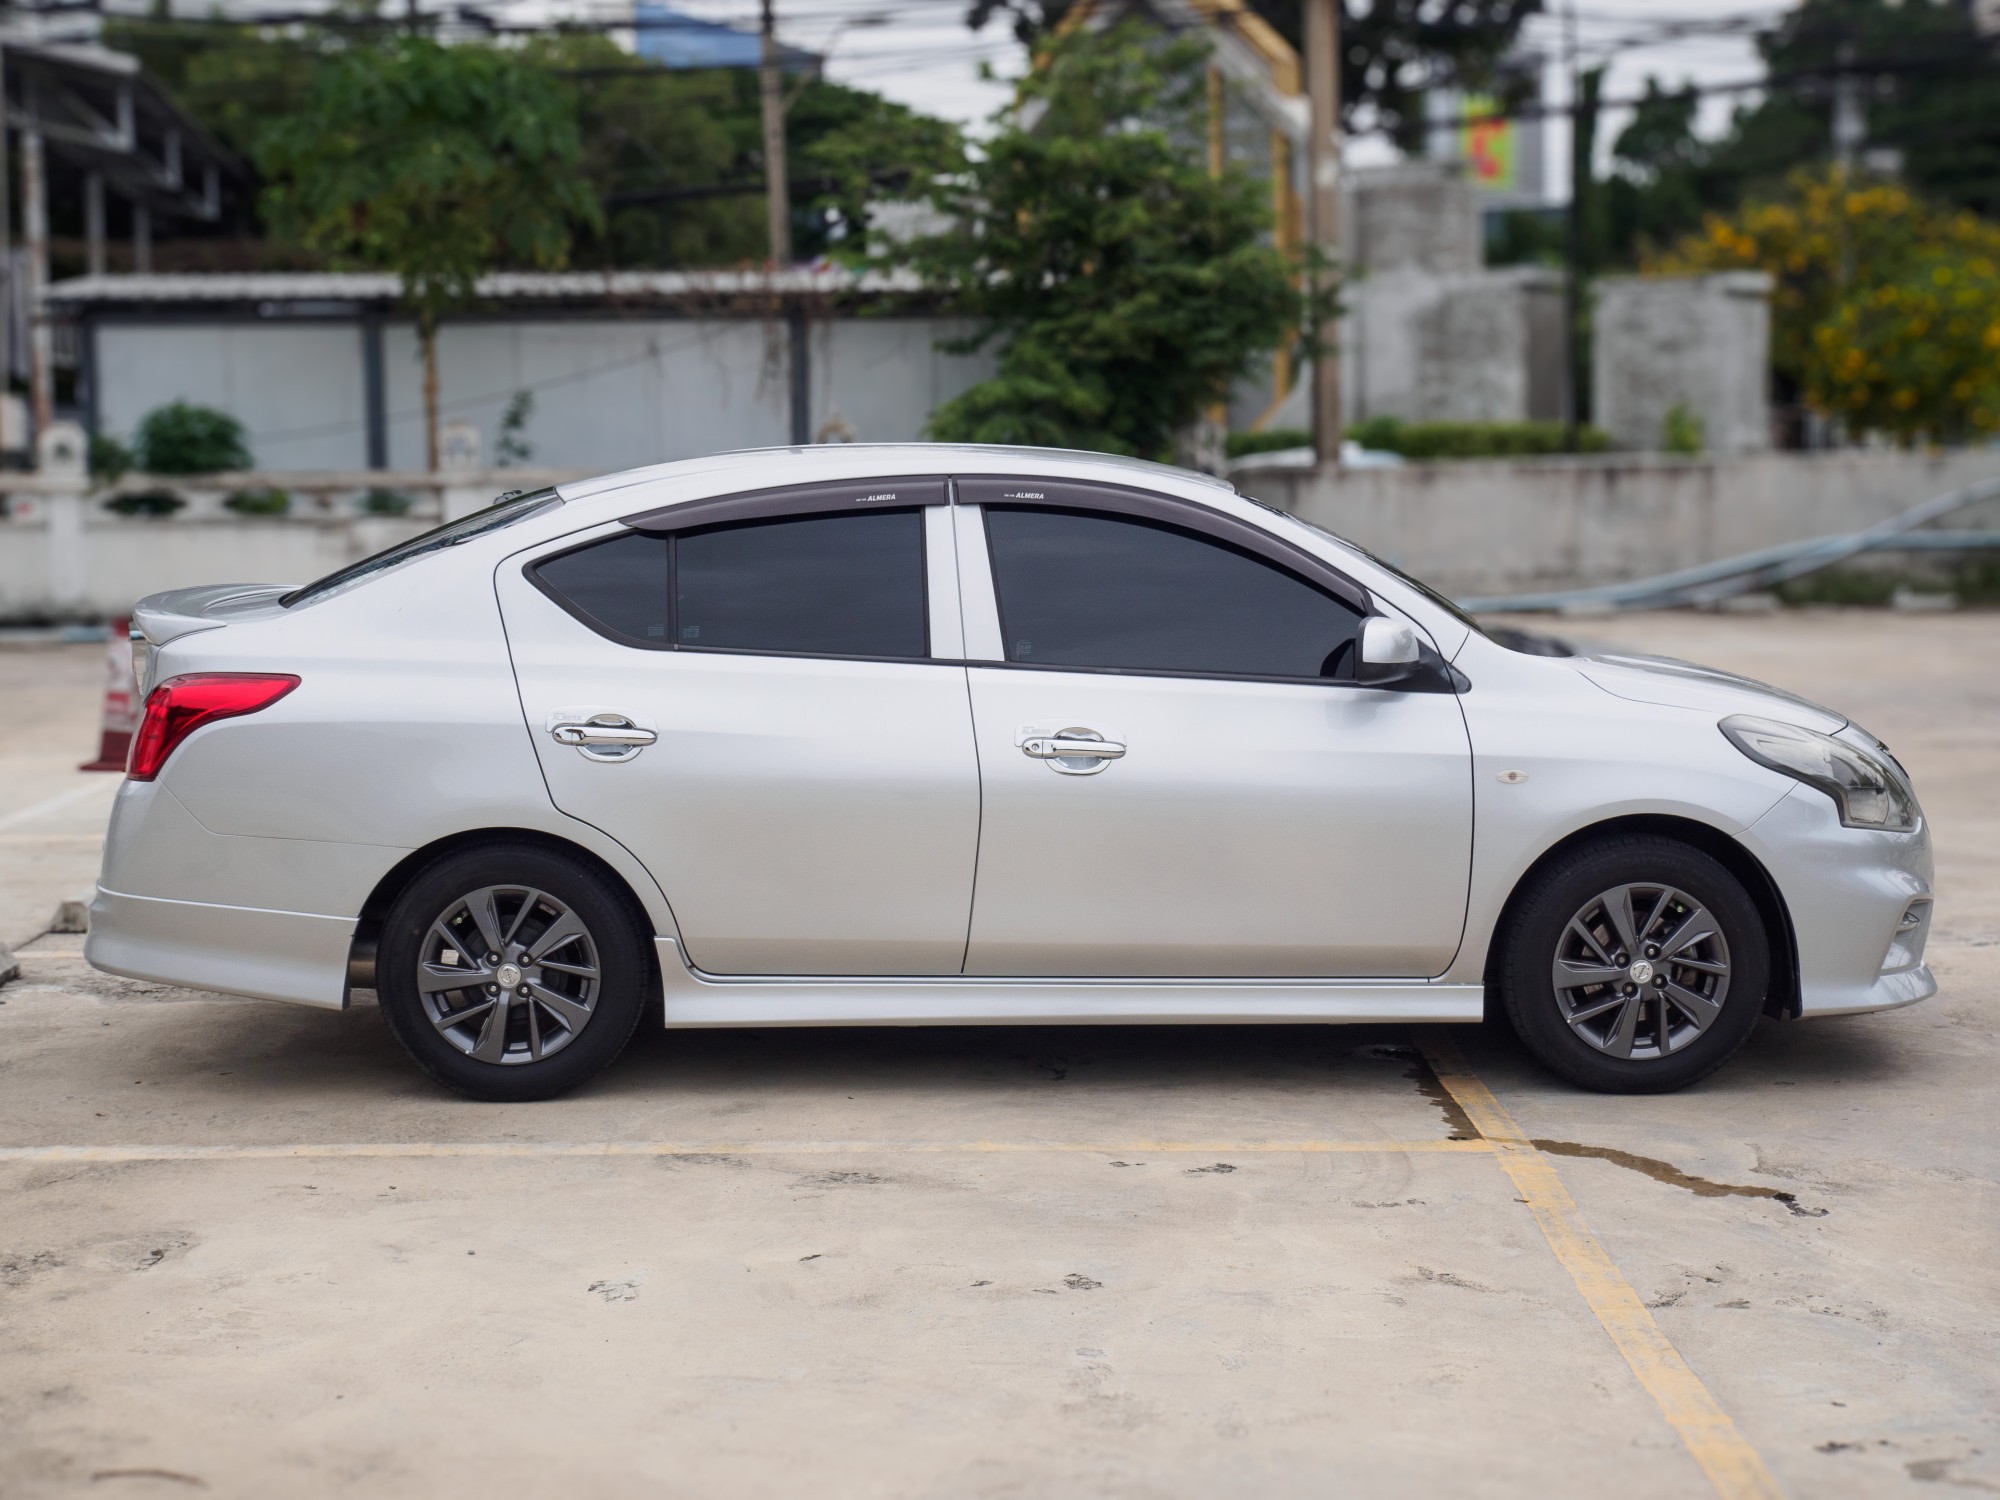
[1497,834,1768,1093]
[377,842,650,1101]
[1551,882,1732,1060]
[418,885,602,1065]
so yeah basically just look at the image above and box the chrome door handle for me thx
[548,712,656,762]
[1017,725,1125,776]
[1022,735,1125,761]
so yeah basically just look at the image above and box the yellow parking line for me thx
[0,1138,1495,1163]
[1420,1034,1786,1500]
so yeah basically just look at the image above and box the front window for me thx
[983,506,1363,679]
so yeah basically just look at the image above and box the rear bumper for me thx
[85,885,355,1009]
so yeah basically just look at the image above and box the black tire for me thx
[1497,835,1769,1093]
[377,843,651,1101]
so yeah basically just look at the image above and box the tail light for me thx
[128,673,301,781]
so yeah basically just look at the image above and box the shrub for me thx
[132,401,252,475]
[223,487,290,516]
[1661,403,1705,455]
[1345,417,1612,459]
[103,490,187,518]
[361,488,415,516]
[89,433,134,481]
[1225,428,1312,458]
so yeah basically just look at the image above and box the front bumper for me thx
[85,886,355,1009]
[1740,784,1936,1018]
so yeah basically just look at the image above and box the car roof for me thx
[555,443,1236,512]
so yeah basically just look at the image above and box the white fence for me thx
[1,422,586,620]
[10,429,2000,621]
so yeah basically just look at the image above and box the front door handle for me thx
[548,711,657,762]
[1018,725,1125,776]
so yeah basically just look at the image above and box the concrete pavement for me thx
[0,611,1994,1498]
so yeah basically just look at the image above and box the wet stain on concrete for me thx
[1907,1456,2000,1491]
[1529,1139,1828,1216]
[1353,1042,1480,1140]
[89,1470,207,1488]
[1412,1266,1498,1294]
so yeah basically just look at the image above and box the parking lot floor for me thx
[0,609,1995,1498]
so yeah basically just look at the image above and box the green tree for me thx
[518,33,762,268]
[1657,167,2000,443]
[258,39,601,467]
[1592,0,2000,268]
[965,0,1543,147]
[105,10,336,161]
[896,24,1305,458]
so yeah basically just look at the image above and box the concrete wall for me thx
[11,447,2000,620]
[1236,447,2000,600]
[1343,163,1482,276]
[1260,264,1561,430]
[93,315,996,474]
[1594,273,1773,455]
[1345,265,1562,426]
[96,323,373,471]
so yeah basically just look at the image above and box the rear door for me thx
[954,478,1474,978]
[498,478,981,976]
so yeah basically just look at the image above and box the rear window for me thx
[532,508,929,660]
[281,488,562,609]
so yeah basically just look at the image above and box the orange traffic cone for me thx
[80,617,137,772]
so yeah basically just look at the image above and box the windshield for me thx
[281,488,563,608]
[1248,500,1575,656]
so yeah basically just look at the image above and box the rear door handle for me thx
[1017,725,1125,776]
[1022,735,1125,761]
[547,710,657,761]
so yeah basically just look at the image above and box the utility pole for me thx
[0,38,11,431]
[760,0,791,269]
[1303,0,1341,466]
[1560,0,1580,453]
[1831,42,1864,169]
[21,79,51,440]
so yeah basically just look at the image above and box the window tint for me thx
[536,531,670,643]
[283,487,562,608]
[984,506,1362,679]
[535,509,929,659]
[676,509,927,658]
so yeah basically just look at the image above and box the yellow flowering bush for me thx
[1651,167,2000,443]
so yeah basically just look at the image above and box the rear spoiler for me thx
[132,584,295,646]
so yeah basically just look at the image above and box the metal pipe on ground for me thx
[1459,476,2000,615]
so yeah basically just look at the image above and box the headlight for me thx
[1720,715,1917,831]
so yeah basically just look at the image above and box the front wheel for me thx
[376,844,651,1101]
[1497,835,1770,1093]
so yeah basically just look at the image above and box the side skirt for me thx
[652,939,1484,1027]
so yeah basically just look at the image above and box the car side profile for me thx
[87,445,1936,1100]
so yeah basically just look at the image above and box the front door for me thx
[955,487,1474,978]
[499,487,979,976]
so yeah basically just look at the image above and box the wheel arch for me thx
[1481,813,1802,1021]
[343,827,662,1005]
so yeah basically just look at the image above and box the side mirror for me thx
[1355,616,1421,687]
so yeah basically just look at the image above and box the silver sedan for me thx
[87,446,1935,1100]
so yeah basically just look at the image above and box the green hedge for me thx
[1229,419,1612,461]
[1225,428,1312,458]
[1347,417,1610,459]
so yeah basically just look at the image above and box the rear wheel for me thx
[1497,835,1769,1093]
[377,845,651,1101]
